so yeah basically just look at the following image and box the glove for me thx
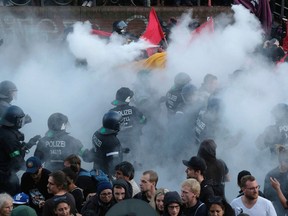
[25,135,41,149]
[123,148,130,154]
[24,114,32,124]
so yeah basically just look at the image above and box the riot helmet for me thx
[103,111,123,132]
[113,20,128,35]
[174,72,191,88]
[0,80,17,102]
[112,87,134,106]
[181,83,197,104]
[272,103,288,123]
[0,105,25,129]
[47,113,69,131]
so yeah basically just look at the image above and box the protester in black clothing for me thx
[182,156,214,205]
[64,154,97,200]
[163,191,184,216]
[181,178,208,216]
[62,166,84,213]
[81,181,115,216]
[112,178,132,203]
[110,87,146,159]
[197,139,230,199]
[0,105,40,196]
[21,156,52,216]
[34,112,86,172]
[82,111,128,179]
[42,170,77,216]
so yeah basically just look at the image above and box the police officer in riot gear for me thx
[256,103,288,155]
[82,111,129,179]
[34,113,86,172]
[0,80,18,116]
[0,105,40,195]
[113,20,128,35]
[112,20,138,44]
[0,80,32,124]
[110,87,146,159]
[165,72,192,117]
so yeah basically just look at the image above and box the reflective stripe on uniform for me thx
[50,160,63,163]
[106,151,119,157]
[9,150,20,158]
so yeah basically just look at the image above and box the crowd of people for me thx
[0,60,288,216]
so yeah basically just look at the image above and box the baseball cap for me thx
[182,156,207,172]
[26,156,42,174]
[13,192,29,205]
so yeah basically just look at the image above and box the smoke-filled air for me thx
[0,4,287,202]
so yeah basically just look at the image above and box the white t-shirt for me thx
[230,196,277,216]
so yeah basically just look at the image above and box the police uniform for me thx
[165,86,185,115]
[34,130,85,172]
[0,125,25,195]
[82,111,123,179]
[110,87,146,157]
[93,128,122,177]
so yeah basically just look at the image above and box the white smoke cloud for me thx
[0,4,286,203]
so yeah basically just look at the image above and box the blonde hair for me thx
[0,193,13,209]
[181,178,200,197]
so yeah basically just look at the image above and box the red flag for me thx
[141,8,165,56]
[283,21,288,52]
[191,17,214,40]
[91,29,112,37]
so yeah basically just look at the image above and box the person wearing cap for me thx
[13,192,29,206]
[182,156,214,205]
[21,156,52,216]
[81,181,115,216]
[110,87,146,161]
[42,170,77,216]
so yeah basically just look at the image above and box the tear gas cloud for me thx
[0,5,286,202]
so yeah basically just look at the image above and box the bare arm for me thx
[270,177,288,208]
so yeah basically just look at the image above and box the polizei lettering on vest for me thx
[45,141,66,148]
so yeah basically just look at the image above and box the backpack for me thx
[78,169,110,183]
